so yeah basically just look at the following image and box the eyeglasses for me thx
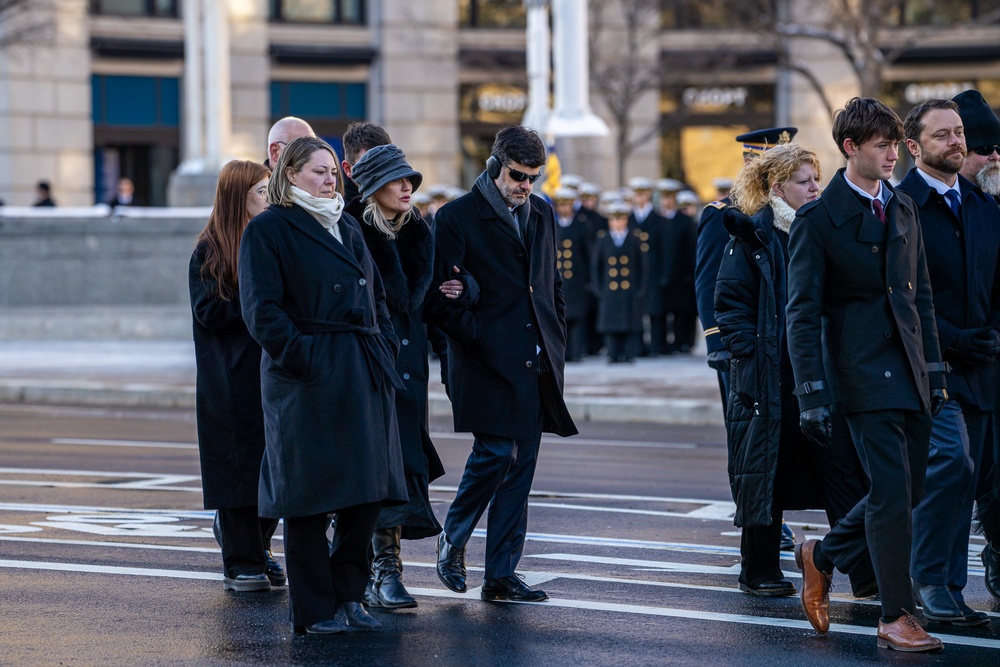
[973,145,1000,156]
[506,164,541,184]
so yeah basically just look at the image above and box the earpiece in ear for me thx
[487,155,502,179]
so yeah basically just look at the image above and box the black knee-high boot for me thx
[368,526,417,609]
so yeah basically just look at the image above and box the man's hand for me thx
[800,406,832,446]
[930,388,948,418]
[707,349,731,372]
[951,327,996,365]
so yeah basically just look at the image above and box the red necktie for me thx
[872,199,886,224]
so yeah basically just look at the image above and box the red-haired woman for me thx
[189,159,284,592]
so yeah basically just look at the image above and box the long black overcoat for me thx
[238,203,408,518]
[425,182,577,439]
[591,229,644,334]
[786,170,946,414]
[714,207,824,527]
[555,211,593,321]
[356,210,445,481]
[189,242,265,509]
[897,170,1000,410]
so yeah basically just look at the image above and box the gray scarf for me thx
[475,170,531,240]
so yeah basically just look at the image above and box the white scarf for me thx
[770,193,797,234]
[291,186,345,243]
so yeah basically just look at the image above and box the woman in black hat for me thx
[350,143,475,610]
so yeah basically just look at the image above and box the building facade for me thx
[0,0,997,206]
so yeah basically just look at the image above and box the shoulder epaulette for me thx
[705,201,726,210]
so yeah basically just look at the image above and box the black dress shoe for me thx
[481,575,549,602]
[912,580,964,622]
[292,618,350,635]
[265,550,286,587]
[339,601,381,631]
[738,579,796,597]
[983,543,1000,602]
[222,573,270,592]
[949,588,991,627]
[436,533,467,593]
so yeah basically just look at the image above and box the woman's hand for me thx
[439,265,465,300]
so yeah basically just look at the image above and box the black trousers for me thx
[605,332,639,362]
[740,504,783,587]
[444,410,543,580]
[217,508,278,579]
[648,313,668,356]
[819,409,930,617]
[565,318,588,360]
[284,503,381,626]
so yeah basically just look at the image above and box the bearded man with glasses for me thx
[425,125,577,603]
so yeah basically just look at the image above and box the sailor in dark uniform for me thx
[593,200,645,362]
[553,187,593,361]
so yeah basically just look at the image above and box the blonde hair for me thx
[362,198,412,239]
[730,143,821,216]
[267,136,343,207]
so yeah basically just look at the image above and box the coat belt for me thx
[293,318,405,391]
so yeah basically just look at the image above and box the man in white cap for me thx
[552,187,592,361]
[627,176,669,356]
[655,179,697,355]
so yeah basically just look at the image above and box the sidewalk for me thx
[0,340,724,425]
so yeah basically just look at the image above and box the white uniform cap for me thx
[713,177,734,190]
[656,178,684,193]
[578,182,602,196]
[560,174,583,190]
[677,190,701,206]
[553,187,577,202]
[627,176,654,191]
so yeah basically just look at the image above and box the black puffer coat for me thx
[714,206,822,527]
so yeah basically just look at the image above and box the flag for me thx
[541,142,561,201]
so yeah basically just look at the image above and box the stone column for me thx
[521,0,551,135]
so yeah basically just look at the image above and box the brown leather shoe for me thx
[794,539,832,633]
[877,613,943,652]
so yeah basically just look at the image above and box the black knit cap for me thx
[352,143,423,202]
[953,89,1000,151]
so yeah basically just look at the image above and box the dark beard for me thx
[922,148,964,175]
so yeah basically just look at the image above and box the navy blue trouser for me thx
[911,401,987,592]
[443,421,542,580]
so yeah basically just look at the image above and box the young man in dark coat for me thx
[898,99,1000,627]
[426,125,578,603]
[592,201,644,362]
[787,97,947,652]
[552,187,592,361]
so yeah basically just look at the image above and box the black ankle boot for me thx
[370,526,417,609]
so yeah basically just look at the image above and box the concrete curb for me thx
[0,379,723,426]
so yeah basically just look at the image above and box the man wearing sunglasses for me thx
[426,125,577,603]
[953,89,1000,606]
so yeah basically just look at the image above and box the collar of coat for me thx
[360,213,434,314]
[805,169,913,243]
[897,169,991,212]
[268,203,365,273]
[471,178,543,245]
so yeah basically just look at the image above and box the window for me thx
[661,0,776,30]
[460,0,527,28]
[92,75,179,127]
[270,81,367,120]
[892,0,1000,25]
[89,0,178,17]
[270,0,365,25]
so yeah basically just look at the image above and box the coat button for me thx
[403,373,410,380]
[517,253,525,261]
[525,323,533,331]
[525,360,533,369]
[529,286,534,293]
[871,246,879,253]
[401,338,409,346]
[359,278,367,286]
[888,286,893,294]
[884,330,891,338]
[912,326,918,333]
[884,371,892,378]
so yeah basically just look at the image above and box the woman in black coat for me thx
[347,143,473,609]
[189,159,284,592]
[239,136,407,635]
[714,144,827,597]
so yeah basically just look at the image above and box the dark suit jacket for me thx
[425,181,577,439]
[786,169,945,414]
[897,170,1000,410]
[695,198,730,354]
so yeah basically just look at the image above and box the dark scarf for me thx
[360,214,434,314]
[475,170,531,239]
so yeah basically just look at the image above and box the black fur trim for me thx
[361,216,434,314]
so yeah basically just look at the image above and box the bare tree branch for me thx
[0,0,55,50]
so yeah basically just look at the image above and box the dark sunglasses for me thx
[506,164,541,184]
[973,145,1000,156]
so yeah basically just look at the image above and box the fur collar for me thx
[360,215,434,314]
[770,195,796,233]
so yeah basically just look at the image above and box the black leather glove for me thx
[930,388,948,418]
[800,406,832,446]
[950,327,995,365]
[977,328,1000,357]
[707,349,731,372]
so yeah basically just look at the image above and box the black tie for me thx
[944,190,961,219]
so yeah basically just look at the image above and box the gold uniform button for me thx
[564,270,573,279]
[563,239,572,248]
[620,256,629,265]
[640,232,649,241]
[609,281,619,291]
[564,250,573,259]
[641,243,649,252]
[621,280,631,290]
[564,260,573,269]
[621,267,630,277]
[609,268,618,277]
[609,257,618,266]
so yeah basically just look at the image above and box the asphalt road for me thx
[1,403,999,666]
